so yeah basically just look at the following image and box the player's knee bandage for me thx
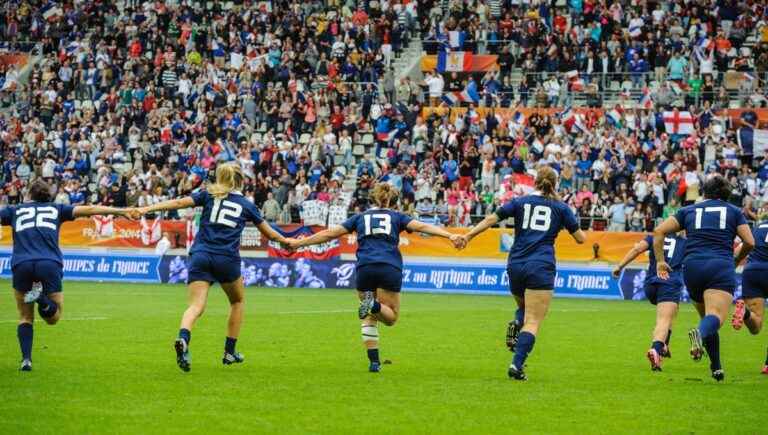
[361,325,379,343]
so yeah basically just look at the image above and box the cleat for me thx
[358,292,375,320]
[508,364,527,381]
[174,338,191,372]
[24,282,43,304]
[647,349,662,372]
[19,359,32,372]
[688,328,704,362]
[222,352,244,365]
[506,320,521,352]
[732,300,746,330]
[661,344,671,359]
[369,362,381,373]
[711,369,725,382]
[761,365,768,375]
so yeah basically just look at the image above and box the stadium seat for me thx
[299,133,311,145]
[352,145,365,156]
[360,133,374,146]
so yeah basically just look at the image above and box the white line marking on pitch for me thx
[0,316,109,323]
[276,309,353,315]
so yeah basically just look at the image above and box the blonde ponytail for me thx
[208,163,245,199]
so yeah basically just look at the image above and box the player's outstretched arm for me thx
[612,239,650,278]
[405,220,465,249]
[256,221,291,245]
[570,229,587,244]
[73,205,134,218]
[734,224,755,266]
[652,217,680,280]
[289,225,349,250]
[138,197,196,215]
[463,213,500,244]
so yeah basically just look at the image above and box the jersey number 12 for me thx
[210,199,242,228]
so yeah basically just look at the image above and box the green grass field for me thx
[0,282,766,434]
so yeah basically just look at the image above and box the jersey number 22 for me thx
[15,207,58,232]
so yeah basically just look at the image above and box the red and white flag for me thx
[185,214,199,253]
[663,111,695,135]
[140,216,162,246]
[92,215,114,237]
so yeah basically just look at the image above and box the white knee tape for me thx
[361,325,379,343]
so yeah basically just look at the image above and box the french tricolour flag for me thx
[436,51,473,73]
[41,1,63,20]
[639,88,653,109]
[441,88,480,106]
[448,31,466,49]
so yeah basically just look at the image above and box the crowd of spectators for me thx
[2,0,768,233]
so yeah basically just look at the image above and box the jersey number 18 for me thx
[521,204,551,231]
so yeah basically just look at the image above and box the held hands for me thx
[450,234,468,250]
[123,207,145,220]
[282,238,302,251]
[656,261,671,280]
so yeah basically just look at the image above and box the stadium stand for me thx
[2,0,768,232]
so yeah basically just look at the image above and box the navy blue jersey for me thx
[644,234,686,279]
[746,221,768,267]
[342,208,413,270]
[674,199,746,261]
[0,202,75,268]
[496,195,579,265]
[190,191,263,257]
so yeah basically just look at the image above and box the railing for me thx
[423,70,768,109]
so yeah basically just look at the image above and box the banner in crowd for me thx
[0,218,187,249]
[0,252,162,282]
[421,54,499,72]
[0,219,647,263]
[399,229,645,263]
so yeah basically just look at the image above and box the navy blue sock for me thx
[36,294,58,319]
[698,315,720,338]
[17,323,33,360]
[665,329,672,345]
[179,328,191,344]
[652,340,665,354]
[512,331,536,369]
[371,301,381,314]
[367,348,380,364]
[514,308,524,324]
[225,337,237,354]
[764,348,768,365]
[703,332,721,371]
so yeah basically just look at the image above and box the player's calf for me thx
[362,323,380,372]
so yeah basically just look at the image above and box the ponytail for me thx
[208,163,245,199]
[535,166,560,201]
